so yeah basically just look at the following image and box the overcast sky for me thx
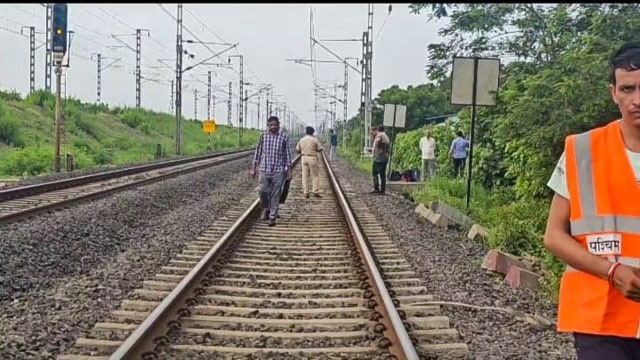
[0,3,447,130]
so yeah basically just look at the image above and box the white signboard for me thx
[394,104,406,128]
[383,104,395,127]
[383,104,407,128]
[450,57,500,106]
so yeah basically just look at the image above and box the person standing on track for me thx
[328,129,338,161]
[368,125,390,195]
[250,116,292,227]
[296,126,323,198]
[544,42,640,360]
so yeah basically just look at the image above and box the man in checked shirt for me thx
[249,116,292,227]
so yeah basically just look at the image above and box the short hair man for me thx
[296,126,323,198]
[250,116,292,226]
[544,42,640,359]
[419,129,437,180]
[449,130,469,178]
[370,125,390,195]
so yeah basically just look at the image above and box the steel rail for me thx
[321,151,420,360]
[108,155,302,360]
[0,151,254,225]
[0,148,253,202]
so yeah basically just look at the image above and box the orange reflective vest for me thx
[559,119,640,338]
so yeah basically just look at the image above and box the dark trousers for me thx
[574,333,640,360]
[259,170,286,220]
[372,161,387,193]
[452,157,466,178]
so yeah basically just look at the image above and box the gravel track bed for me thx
[175,333,381,349]
[0,157,256,359]
[332,159,576,360]
[162,349,390,360]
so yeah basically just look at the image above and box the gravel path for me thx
[0,157,257,359]
[331,158,576,360]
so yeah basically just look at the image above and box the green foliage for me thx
[0,102,25,147]
[0,89,22,102]
[390,122,459,175]
[25,90,55,111]
[0,146,53,176]
[0,92,260,178]
[336,3,640,302]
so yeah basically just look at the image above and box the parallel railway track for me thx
[0,149,254,225]
[57,153,469,360]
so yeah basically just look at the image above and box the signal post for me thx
[52,3,68,173]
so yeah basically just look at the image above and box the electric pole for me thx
[135,28,150,109]
[360,31,367,152]
[21,26,36,94]
[92,53,101,102]
[170,79,174,113]
[174,4,183,155]
[243,89,248,143]
[229,55,243,146]
[45,4,52,92]
[257,93,260,129]
[227,81,232,126]
[194,88,198,120]
[207,71,212,120]
[343,60,348,149]
[364,3,374,150]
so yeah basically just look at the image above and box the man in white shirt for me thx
[419,129,437,181]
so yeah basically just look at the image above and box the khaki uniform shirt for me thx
[296,135,323,157]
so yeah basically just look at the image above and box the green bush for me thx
[120,110,145,129]
[0,104,25,147]
[0,146,53,176]
[0,90,21,102]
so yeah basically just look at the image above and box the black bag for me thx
[389,170,401,181]
[279,179,291,204]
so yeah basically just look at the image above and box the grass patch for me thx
[0,93,260,177]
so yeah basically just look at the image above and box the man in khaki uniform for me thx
[296,126,323,198]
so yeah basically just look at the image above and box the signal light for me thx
[51,4,68,54]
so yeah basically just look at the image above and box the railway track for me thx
[0,149,254,225]
[57,154,469,360]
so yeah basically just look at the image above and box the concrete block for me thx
[415,204,448,229]
[430,213,448,229]
[467,224,490,241]
[505,266,541,290]
[430,200,475,229]
[481,249,532,275]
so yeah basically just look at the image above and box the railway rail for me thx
[0,149,254,225]
[57,153,469,360]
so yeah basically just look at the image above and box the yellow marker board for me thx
[203,119,216,134]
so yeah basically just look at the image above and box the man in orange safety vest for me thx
[544,42,640,359]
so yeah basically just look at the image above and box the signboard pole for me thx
[450,56,500,213]
[387,104,397,177]
[465,58,479,212]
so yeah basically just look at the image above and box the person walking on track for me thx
[544,42,640,360]
[250,116,292,227]
[296,126,323,198]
